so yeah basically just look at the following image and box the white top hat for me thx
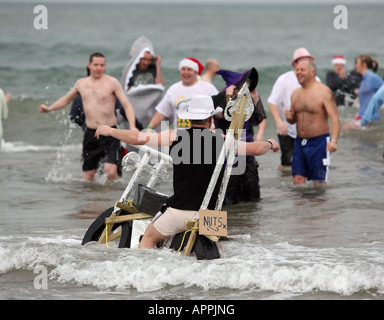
[178,95,223,120]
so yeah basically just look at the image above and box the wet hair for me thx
[89,52,105,63]
[358,55,379,73]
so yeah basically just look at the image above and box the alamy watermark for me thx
[33,4,348,31]
[33,5,48,30]
[33,265,48,289]
[137,122,247,176]
[333,5,348,30]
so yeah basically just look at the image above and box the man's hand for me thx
[155,54,162,67]
[39,104,50,113]
[326,140,338,153]
[285,108,296,124]
[5,93,12,103]
[267,138,280,153]
[95,125,113,139]
[276,119,288,136]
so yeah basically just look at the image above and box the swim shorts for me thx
[82,126,120,172]
[292,133,330,182]
[152,207,199,237]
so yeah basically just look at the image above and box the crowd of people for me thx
[323,53,384,132]
[0,41,380,182]
[90,44,345,249]
[1,36,382,249]
[5,41,380,185]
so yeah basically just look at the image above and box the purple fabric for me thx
[216,69,249,91]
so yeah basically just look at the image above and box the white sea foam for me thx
[1,237,383,297]
[1,140,81,153]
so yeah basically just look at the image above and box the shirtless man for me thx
[285,58,340,186]
[39,52,137,182]
[201,59,220,83]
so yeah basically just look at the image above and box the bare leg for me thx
[293,175,306,185]
[278,164,292,170]
[104,163,119,181]
[83,169,97,182]
[138,222,168,249]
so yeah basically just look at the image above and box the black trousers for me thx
[224,156,260,205]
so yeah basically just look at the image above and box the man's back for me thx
[166,127,224,211]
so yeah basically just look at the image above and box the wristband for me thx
[145,125,153,130]
[331,139,337,143]
[267,140,273,149]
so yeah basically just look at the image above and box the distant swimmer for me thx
[39,52,137,182]
[0,89,11,151]
[285,58,340,186]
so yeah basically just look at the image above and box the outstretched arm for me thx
[95,125,176,147]
[39,83,79,113]
[238,138,279,156]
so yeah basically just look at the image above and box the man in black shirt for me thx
[95,95,279,249]
[326,55,361,106]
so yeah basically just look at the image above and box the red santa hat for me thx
[332,55,346,65]
[178,57,204,75]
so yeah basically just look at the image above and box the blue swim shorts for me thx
[292,133,330,182]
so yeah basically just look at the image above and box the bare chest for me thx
[79,81,114,104]
[292,90,324,115]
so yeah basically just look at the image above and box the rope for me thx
[177,226,199,252]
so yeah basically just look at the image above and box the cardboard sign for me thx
[199,209,227,237]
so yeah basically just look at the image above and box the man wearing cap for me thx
[145,57,218,131]
[95,95,280,249]
[268,48,320,170]
[285,58,340,186]
[326,55,361,106]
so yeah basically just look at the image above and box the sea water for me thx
[0,2,384,300]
